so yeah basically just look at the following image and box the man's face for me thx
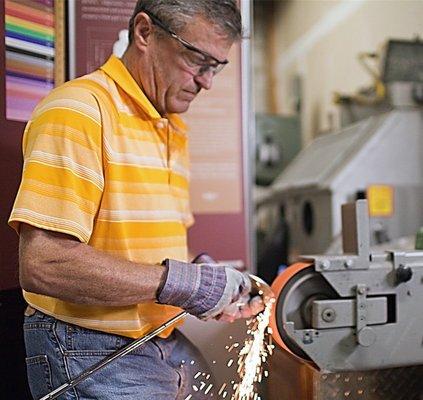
[147,16,234,115]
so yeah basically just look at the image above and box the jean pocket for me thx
[58,322,123,355]
[25,355,53,399]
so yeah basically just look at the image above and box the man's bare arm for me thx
[19,223,167,306]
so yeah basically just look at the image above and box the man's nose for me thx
[194,70,214,90]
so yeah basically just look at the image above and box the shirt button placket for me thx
[155,119,170,184]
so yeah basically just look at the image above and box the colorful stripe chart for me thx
[5,0,55,122]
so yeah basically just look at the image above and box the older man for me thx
[9,1,261,399]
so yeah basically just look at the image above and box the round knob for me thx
[396,265,413,284]
[357,327,376,347]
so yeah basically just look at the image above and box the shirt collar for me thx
[100,55,187,133]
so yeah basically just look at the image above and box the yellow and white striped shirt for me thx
[9,55,193,338]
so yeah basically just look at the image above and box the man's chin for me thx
[167,100,191,114]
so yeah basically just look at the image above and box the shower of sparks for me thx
[231,299,275,400]
[183,297,275,399]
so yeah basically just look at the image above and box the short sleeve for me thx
[8,84,104,243]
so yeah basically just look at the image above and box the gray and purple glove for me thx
[157,258,251,320]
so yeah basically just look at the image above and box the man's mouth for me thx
[182,90,198,101]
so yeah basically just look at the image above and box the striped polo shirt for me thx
[9,55,193,338]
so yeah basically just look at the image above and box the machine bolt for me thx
[344,260,353,268]
[322,308,336,322]
[357,287,367,295]
[302,330,313,344]
[321,260,330,270]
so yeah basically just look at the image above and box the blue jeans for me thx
[24,310,213,399]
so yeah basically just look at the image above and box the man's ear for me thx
[133,12,154,49]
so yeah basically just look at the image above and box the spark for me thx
[184,395,192,400]
[227,342,240,352]
[194,372,201,379]
[218,383,227,395]
[227,359,234,367]
[205,384,213,394]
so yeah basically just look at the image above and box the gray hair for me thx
[128,0,242,44]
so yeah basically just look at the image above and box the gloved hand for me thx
[190,253,265,322]
[216,293,264,323]
[157,258,252,320]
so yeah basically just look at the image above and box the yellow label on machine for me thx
[367,185,394,217]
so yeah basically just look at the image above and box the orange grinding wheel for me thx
[269,262,313,362]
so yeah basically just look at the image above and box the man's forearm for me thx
[19,224,167,306]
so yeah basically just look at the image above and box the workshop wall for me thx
[255,0,423,145]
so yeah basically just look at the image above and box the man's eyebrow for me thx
[187,51,219,64]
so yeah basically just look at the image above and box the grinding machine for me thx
[267,200,423,400]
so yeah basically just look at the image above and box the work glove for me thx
[157,258,252,320]
[190,254,265,321]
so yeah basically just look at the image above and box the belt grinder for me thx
[267,200,423,399]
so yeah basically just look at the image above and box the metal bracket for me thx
[312,297,387,329]
[355,284,376,347]
[308,200,372,272]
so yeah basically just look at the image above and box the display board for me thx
[70,0,136,77]
[184,46,247,263]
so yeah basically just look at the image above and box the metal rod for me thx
[39,311,187,400]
